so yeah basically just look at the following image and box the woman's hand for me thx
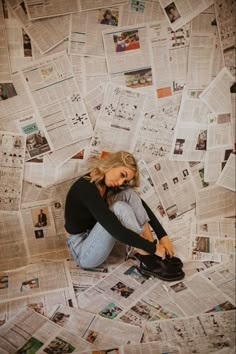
[155,244,166,259]
[159,235,174,257]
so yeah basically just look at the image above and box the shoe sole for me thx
[139,267,185,282]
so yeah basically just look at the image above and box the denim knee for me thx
[109,201,143,234]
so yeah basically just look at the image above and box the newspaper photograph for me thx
[159,0,213,31]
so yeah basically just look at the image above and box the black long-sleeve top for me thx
[64,176,167,254]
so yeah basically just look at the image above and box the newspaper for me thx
[159,0,213,31]
[196,185,236,221]
[0,287,77,327]
[189,218,235,262]
[84,56,109,95]
[169,87,210,161]
[102,23,153,91]
[48,138,90,168]
[148,21,190,104]
[199,67,235,114]
[143,311,235,353]
[201,261,236,304]
[83,84,105,128]
[7,0,70,54]
[133,104,179,163]
[21,51,93,152]
[24,0,80,20]
[216,153,236,192]
[79,0,128,11]
[147,158,196,221]
[48,304,143,347]
[187,9,217,89]
[207,112,233,150]
[230,92,236,145]
[120,0,166,26]
[70,7,121,57]
[0,211,29,272]
[214,0,236,78]
[0,130,26,211]
[89,82,147,153]
[0,1,13,82]
[0,308,92,353]
[76,259,157,316]
[5,15,33,74]
[0,260,73,303]
[204,148,233,183]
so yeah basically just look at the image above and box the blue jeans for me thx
[66,188,149,268]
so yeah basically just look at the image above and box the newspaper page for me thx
[84,57,109,95]
[201,261,236,305]
[0,260,73,303]
[0,131,26,211]
[199,66,235,114]
[133,104,179,163]
[151,272,235,316]
[187,7,217,89]
[0,1,12,82]
[20,199,68,260]
[21,51,93,151]
[0,287,77,327]
[70,7,121,57]
[21,181,55,205]
[83,84,106,128]
[5,14,33,74]
[214,0,236,78]
[0,211,29,272]
[76,259,157,316]
[207,112,233,150]
[48,138,90,168]
[79,0,128,11]
[143,311,235,353]
[182,259,219,279]
[7,0,70,54]
[204,147,233,183]
[147,158,196,221]
[49,304,143,347]
[169,87,210,161]
[159,0,213,31]
[0,308,92,353]
[102,23,153,92]
[196,185,236,221]
[118,278,186,328]
[89,82,147,153]
[189,218,235,262]
[68,260,108,294]
[148,21,189,105]
[24,0,80,20]
[120,0,167,26]
[216,152,236,192]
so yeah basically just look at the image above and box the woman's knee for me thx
[109,200,133,218]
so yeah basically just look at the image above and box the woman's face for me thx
[104,166,134,187]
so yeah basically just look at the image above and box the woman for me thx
[64,151,174,269]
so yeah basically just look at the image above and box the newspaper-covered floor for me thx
[0,0,235,353]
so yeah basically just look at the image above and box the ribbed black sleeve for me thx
[64,178,156,254]
[141,199,167,240]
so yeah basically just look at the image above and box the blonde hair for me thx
[87,151,140,188]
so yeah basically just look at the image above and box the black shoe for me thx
[134,254,185,282]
